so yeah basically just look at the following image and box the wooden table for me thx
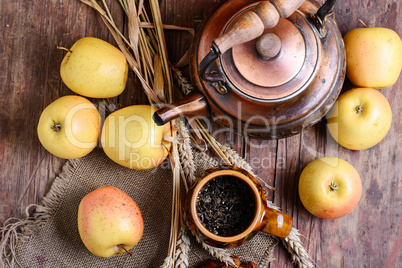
[0,0,400,267]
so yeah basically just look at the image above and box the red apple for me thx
[77,186,144,257]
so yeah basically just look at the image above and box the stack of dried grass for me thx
[80,1,314,267]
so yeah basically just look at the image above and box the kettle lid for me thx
[219,10,320,101]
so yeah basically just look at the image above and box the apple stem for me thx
[357,18,368,28]
[57,46,72,53]
[52,121,61,132]
[329,181,338,191]
[356,105,363,115]
[118,244,133,256]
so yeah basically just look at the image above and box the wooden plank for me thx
[0,0,400,267]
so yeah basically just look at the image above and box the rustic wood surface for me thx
[0,0,400,267]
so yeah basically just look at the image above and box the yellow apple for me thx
[60,37,129,98]
[101,105,171,170]
[78,185,144,257]
[344,27,402,89]
[299,157,362,219]
[326,87,392,150]
[37,95,101,159]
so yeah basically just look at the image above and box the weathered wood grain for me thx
[0,0,400,267]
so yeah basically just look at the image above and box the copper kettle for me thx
[154,0,345,139]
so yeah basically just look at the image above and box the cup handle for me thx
[261,207,293,238]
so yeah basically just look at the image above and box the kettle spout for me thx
[153,90,209,126]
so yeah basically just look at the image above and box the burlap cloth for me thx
[0,148,278,268]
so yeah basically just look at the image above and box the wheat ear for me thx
[282,229,315,268]
[174,226,190,268]
[265,201,314,268]
[215,141,275,191]
[176,120,240,266]
[194,235,237,266]
[172,66,313,268]
[172,67,193,96]
[177,120,196,183]
[160,256,173,268]
[215,137,313,267]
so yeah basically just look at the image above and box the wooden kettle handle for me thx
[213,0,305,55]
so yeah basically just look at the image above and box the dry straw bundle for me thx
[78,1,314,267]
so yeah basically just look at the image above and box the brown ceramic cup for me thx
[185,165,292,248]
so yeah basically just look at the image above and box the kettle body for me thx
[154,0,345,139]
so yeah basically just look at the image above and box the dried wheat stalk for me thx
[193,235,236,266]
[176,120,240,267]
[282,229,315,268]
[194,122,276,192]
[149,0,173,98]
[174,226,190,268]
[148,0,180,265]
[177,120,196,183]
[162,118,181,268]
[264,201,315,268]
[219,137,314,267]
[173,67,315,268]
[161,256,173,268]
[81,0,163,105]
[80,1,185,267]
[172,67,194,96]
[217,142,275,191]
